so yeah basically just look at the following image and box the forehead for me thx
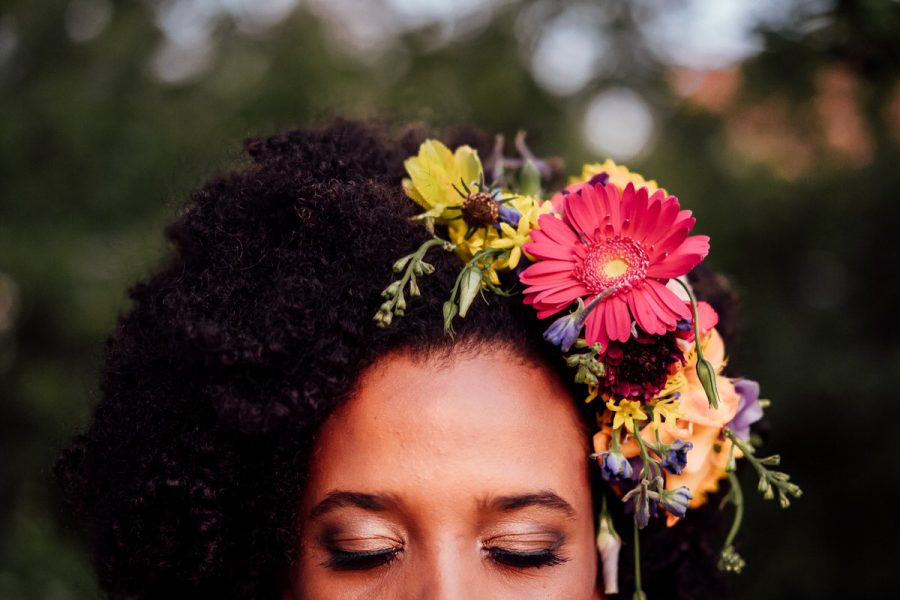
[303,348,589,511]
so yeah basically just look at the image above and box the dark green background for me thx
[1,0,897,598]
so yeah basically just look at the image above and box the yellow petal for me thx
[508,246,522,269]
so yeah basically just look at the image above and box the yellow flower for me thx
[403,139,483,221]
[658,370,687,400]
[574,159,664,196]
[585,384,600,404]
[651,396,683,429]
[489,210,534,269]
[605,399,648,433]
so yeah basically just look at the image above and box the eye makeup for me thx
[482,530,569,570]
[317,523,405,572]
[323,546,403,571]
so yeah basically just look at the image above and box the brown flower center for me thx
[460,191,499,229]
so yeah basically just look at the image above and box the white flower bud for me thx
[596,516,621,595]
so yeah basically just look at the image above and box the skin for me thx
[290,346,600,599]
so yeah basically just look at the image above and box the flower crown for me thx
[374,135,801,596]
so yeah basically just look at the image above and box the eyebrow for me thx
[485,491,576,518]
[309,491,398,519]
[309,489,577,519]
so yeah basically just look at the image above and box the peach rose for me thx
[592,328,743,520]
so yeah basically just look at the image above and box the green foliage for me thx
[1,1,899,597]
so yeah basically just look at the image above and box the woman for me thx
[56,120,758,598]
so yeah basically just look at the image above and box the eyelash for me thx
[323,547,567,571]
[485,547,568,570]
[324,547,402,571]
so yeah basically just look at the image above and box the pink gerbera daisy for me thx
[520,182,709,349]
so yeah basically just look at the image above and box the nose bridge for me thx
[408,532,480,600]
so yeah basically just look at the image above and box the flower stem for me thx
[723,470,744,549]
[633,521,644,599]
[672,277,720,409]
[722,427,802,507]
[632,418,660,480]
[672,278,703,351]
[574,286,617,330]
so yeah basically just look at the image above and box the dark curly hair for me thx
[55,119,735,599]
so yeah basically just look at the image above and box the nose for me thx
[405,536,481,600]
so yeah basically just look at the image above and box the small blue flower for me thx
[660,439,693,475]
[675,318,692,332]
[659,486,692,519]
[600,450,634,481]
[498,204,522,228]
[624,480,652,528]
[543,311,582,352]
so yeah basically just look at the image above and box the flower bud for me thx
[392,255,412,273]
[442,300,458,334]
[660,439,693,475]
[695,356,721,409]
[458,267,483,317]
[596,516,621,595]
[718,545,746,574]
[519,159,542,197]
[600,450,634,481]
[659,486,692,518]
[381,281,401,298]
[543,311,582,352]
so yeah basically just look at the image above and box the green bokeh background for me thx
[1,0,898,598]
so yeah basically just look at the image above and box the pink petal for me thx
[565,185,604,240]
[644,197,681,247]
[519,259,575,279]
[646,255,703,279]
[632,192,662,243]
[536,306,566,319]
[649,224,691,261]
[622,185,649,236]
[536,213,579,245]
[533,283,589,305]
[627,289,665,335]
[608,183,626,234]
[639,283,678,327]
[584,308,609,349]
[646,279,692,321]
[671,235,710,258]
[606,295,632,342]
[522,276,582,293]
[525,241,577,261]
[645,235,709,278]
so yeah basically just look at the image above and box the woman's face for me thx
[292,347,598,599]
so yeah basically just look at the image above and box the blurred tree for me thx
[1,0,898,597]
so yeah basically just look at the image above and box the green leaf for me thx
[457,267,483,317]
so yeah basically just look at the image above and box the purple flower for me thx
[600,450,634,481]
[543,311,582,352]
[660,439,693,475]
[497,204,522,228]
[588,172,610,186]
[660,486,692,518]
[728,379,764,441]
[623,480,652,528]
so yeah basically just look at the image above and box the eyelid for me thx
[324,535,403,553]
[483,531,564,550]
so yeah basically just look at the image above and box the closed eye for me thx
[323,547,402,571]
[484,546,568,569]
